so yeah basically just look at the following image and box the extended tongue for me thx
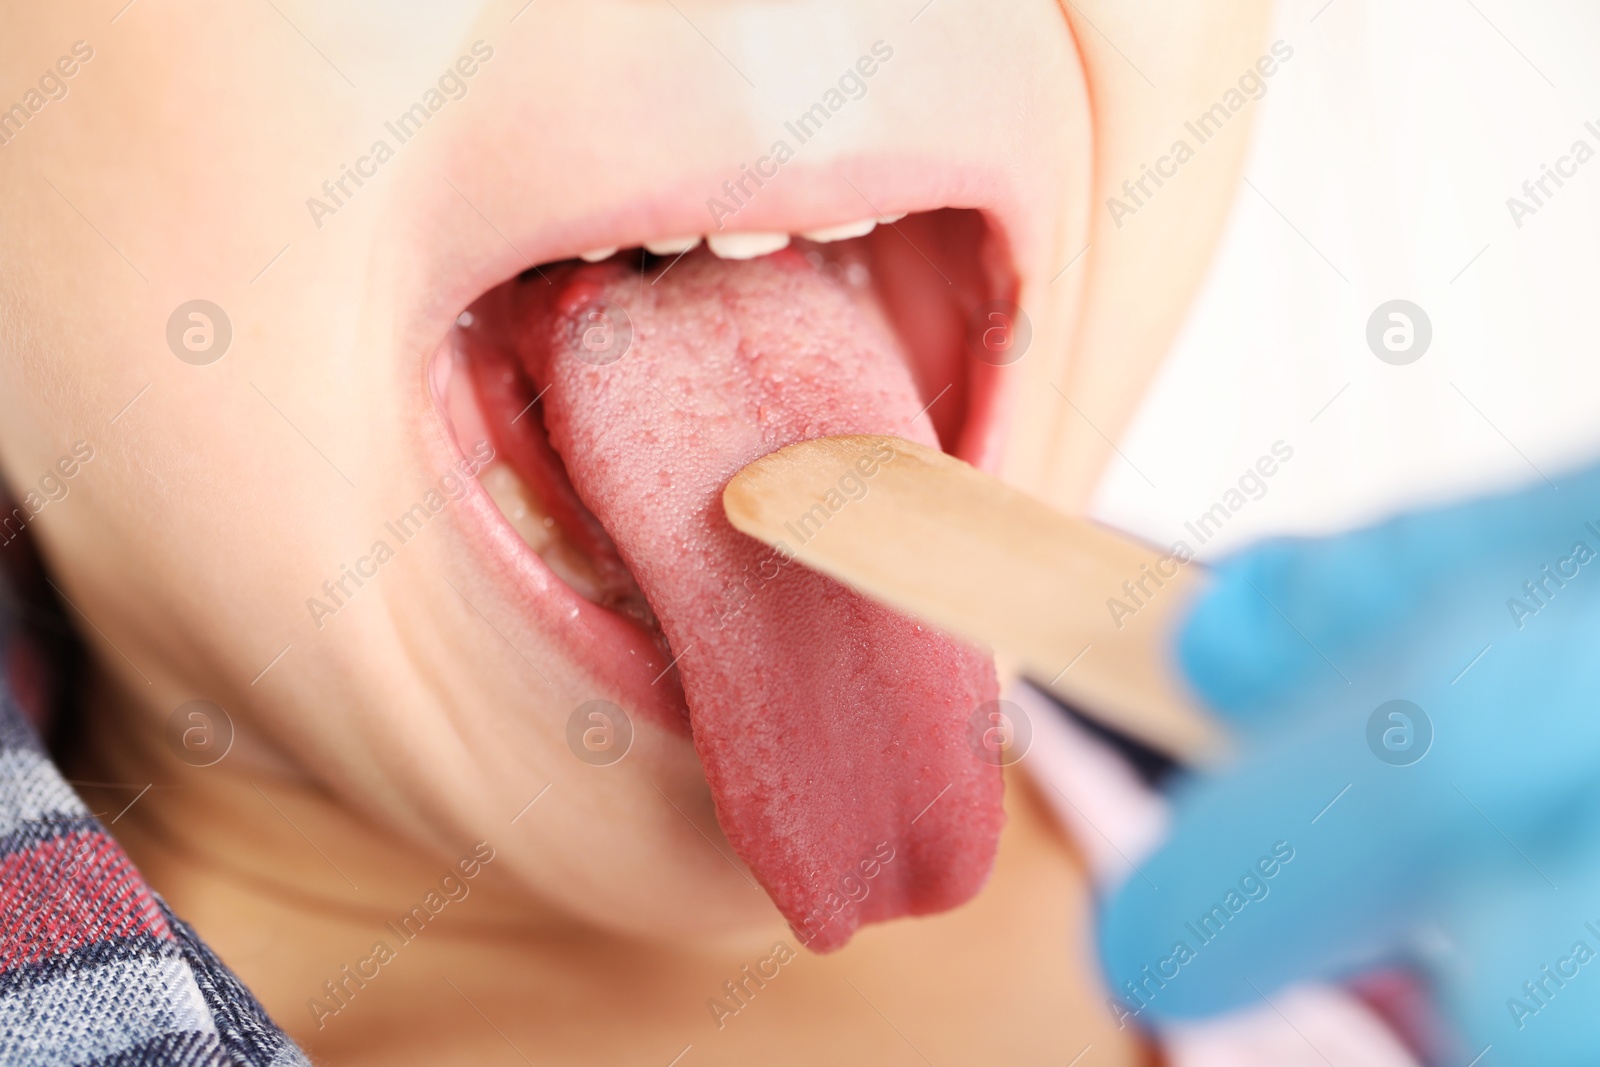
[517,248,1002,951]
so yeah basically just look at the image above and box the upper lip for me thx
[399,152,1065,393]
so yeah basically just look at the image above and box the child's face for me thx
[0,2,1268,942]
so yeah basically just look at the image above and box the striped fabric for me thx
[0,598,308,1065]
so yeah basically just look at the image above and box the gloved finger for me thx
[1177,466,1600,721]
[1097,702,1450,1024]
[1423,820,1600,1066]
[1103,617,1600,1027]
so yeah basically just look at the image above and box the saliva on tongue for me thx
[515,247,1002,952]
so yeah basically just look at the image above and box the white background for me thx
[1096,0,1600,556]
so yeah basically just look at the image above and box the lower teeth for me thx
[478,461,607,604]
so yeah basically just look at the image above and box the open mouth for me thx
[430,206,1019,951]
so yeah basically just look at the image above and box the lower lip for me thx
[425,333,693,736]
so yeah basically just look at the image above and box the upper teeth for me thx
[706,231,793,260]
[578,215,894,266]
[644,235,703,255]
[801,218,878,243]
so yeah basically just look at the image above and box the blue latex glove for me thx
[1098,461,1600,1065]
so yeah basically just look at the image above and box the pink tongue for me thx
[519,248,1002,951]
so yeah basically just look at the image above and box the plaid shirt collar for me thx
[0,580,308,1067]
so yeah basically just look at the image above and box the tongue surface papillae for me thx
[518,248,1002,951]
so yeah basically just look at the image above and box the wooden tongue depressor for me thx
[722,434,1227,764]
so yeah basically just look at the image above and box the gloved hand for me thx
[1098,460,1600,1065]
